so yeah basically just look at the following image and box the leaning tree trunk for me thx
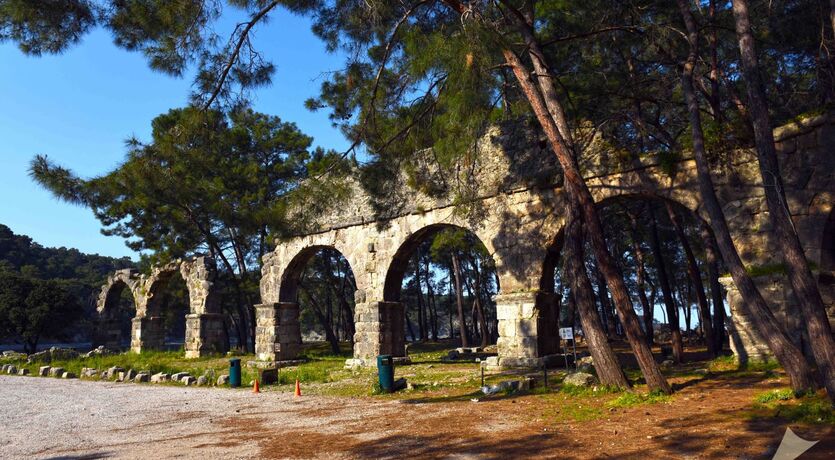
[677,0,817,393]
[565,195,630,388]
[501,40,671,394]
[666,202,716,356]
[649,205,684,363]
[731,0,835,402]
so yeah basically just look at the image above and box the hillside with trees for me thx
[0,223,134,351]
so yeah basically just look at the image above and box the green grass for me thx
[607,390,672,409]
[755,388,795,404]
[750,392,835,425]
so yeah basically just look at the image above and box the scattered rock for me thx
[196,376,208,386]
[151,373,170,383]
[660,359,675,369]
[82,368,99,378]
[39,366,51,377]
[117,372,126,382]
[257,368,278,385]
[171,372,190,382]
[61,372,76,379]
[216,374,229,386]
[563,372,597,387]
[125,369,137,381]
[49,367,64,378]
[2,351,27,360]
[182,376,197,386]
[7,365,18,374]
[446,350,461,360]
[18,368,29,376]
[106,367,124,380]
[84,346,114,358]
[134,373,150,383]
[27,347,79,364]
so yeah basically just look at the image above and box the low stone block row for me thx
[5,362,233,387]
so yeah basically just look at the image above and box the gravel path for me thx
[0,375,405,459]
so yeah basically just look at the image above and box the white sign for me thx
[559,327,574,340]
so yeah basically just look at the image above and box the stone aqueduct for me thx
[96,114,835,364]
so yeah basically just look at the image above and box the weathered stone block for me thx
[18,368,29,376]
[49,367,64,377]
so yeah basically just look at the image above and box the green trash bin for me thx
[229,358,241,388]
[377,354,394,392]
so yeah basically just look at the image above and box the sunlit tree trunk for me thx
[731,0,835,401]
[677,0,816,393]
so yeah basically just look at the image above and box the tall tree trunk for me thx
[649,205,684,363]
[627,207,655,346]
[425,256,439,341]
[708,0,722,123]
[701,221,726,353]
[564,194,630,389]
[451,254,469,348]
[666,202,716,355]
[470,257,490,347]
[405,310,417,342]
[447,275,454,340]
[501,42,670,395]
[593,264,616,338]
[732,0,835,401]
[414,256,426,341]
[677,0,817,393]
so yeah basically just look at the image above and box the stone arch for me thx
[93,269,141,350]
[256,241,361,362]
[94,257,226,358]
[382,223,500,302]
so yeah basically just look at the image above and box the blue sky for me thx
[0,8,350,260]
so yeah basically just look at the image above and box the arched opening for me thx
[145,270,190,352]
[279,246,357,357]
[540,194,727,364]
[384,224,500,349]
[95,280,137,350]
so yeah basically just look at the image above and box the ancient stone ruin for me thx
[98,114,835,365]
[94,256,228,358]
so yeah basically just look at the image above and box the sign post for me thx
[559,327,577,370]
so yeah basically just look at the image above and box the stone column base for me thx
[184,313,228,358]
[494,291,559,367]
[254,303,301,362]
[351,301,405,366]
[130,316,164,354]
[720,274,809,364]
[92,317,125,351]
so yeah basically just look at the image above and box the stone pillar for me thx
[351,301,406,365]
[184,313,228,358]
[254,303,301,362]
[720,275,805,364]
[495,291,559,367]
[92,317,124,350]
[130,316,164,353]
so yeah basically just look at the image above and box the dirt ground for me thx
[1,368,833,460]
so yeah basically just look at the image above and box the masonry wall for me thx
[255,114,835,367]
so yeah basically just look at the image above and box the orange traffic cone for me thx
[294,379,301,397]
[253,379,260,393]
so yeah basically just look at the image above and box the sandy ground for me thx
[1,374,833,459]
